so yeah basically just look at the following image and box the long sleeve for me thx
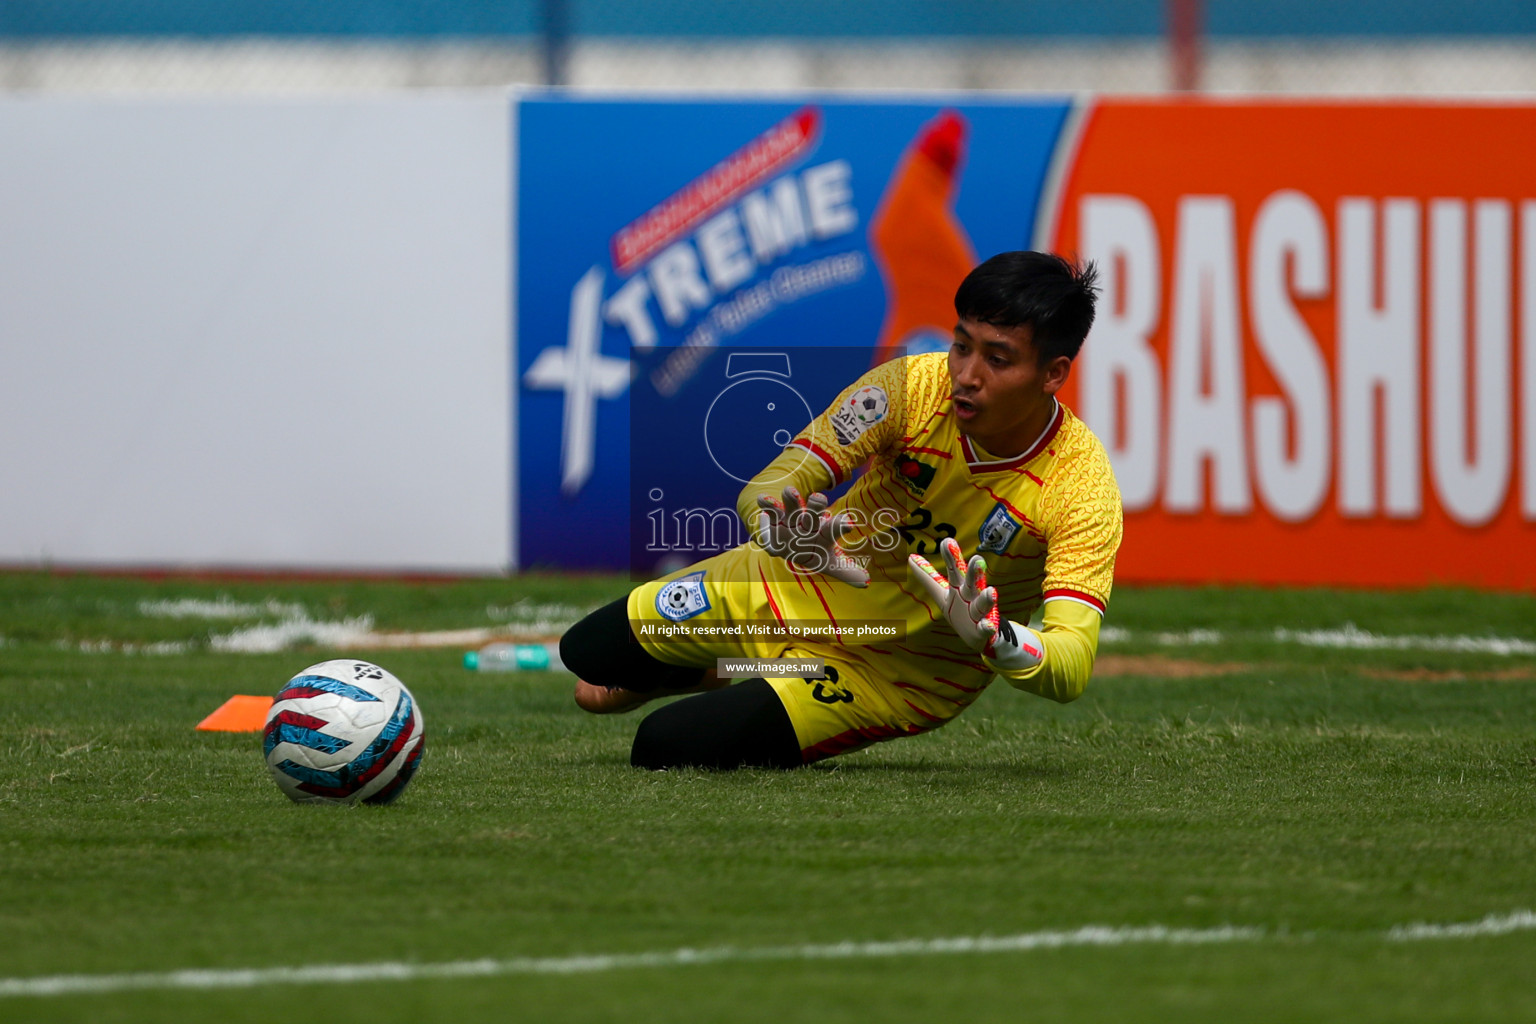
[736,358,911,526]
[991,429,1121,703]
[989,598,1102,703]
[736,446,837,529]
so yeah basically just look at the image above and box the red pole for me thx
[1167,0,1204,92]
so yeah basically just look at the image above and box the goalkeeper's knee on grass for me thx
[559,596,704,693]
[630,680,802,771]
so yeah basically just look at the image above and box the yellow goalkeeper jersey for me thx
[716,351,1123,714]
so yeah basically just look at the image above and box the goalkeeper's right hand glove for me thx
[754,485,869,588]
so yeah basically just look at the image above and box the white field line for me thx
[209,620,563,653]
[209,616,378,653]
[87,614,1536,658]
[138,598,308,620]
[75,622,553,655]
[1387,908,1536,940]
[3,911,1534,999]
[1100,623,1536,657]
[1273,623,1536,656]
[357,626,504,649]
[72,639,194,656]
[485,601,596,624]
[112,597,597,654]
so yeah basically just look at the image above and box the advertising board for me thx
[517,95,1536,588]
[516,95,1073,572]
[1050,100,1536,587]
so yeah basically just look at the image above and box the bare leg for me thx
[573,669,727,715]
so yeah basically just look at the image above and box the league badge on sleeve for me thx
[655,571,712,621]
[977,502,1021,554]
[831,385,888,445]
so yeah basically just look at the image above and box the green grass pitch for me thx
[1,571,1534,1023]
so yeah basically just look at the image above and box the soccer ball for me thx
[263,659,425,805]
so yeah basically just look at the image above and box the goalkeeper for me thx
[560,251,1122,769]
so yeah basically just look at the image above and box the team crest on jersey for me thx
[831,385,888,445]
[893,452,937,495]
[977,502,1021,554]
[656,571,711,621]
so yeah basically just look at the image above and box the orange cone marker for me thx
[195,695,274,732]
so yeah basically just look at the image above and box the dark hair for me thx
[954,251,1100,363]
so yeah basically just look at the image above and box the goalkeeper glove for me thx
[908,538,1043,671]
[754,485,870,588]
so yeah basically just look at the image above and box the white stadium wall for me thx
[0,93,514,573]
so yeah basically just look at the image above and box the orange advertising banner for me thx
[1048,99,1536,589]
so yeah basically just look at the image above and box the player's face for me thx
[947,319,1071,454]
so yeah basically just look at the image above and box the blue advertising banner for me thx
[516,94,1073,571]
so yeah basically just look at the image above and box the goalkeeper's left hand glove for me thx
[908,538,1043,671]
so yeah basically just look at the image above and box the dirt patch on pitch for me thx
[1358,666,1536,682]
[1092,658,1536,682]
[1093,655,1252,678]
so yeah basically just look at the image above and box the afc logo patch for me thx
[655,571,711,621]
[977,503,1021,554]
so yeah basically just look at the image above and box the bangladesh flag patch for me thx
[894,452,937,495]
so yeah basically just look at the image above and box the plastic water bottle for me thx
[463,641,566,672]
